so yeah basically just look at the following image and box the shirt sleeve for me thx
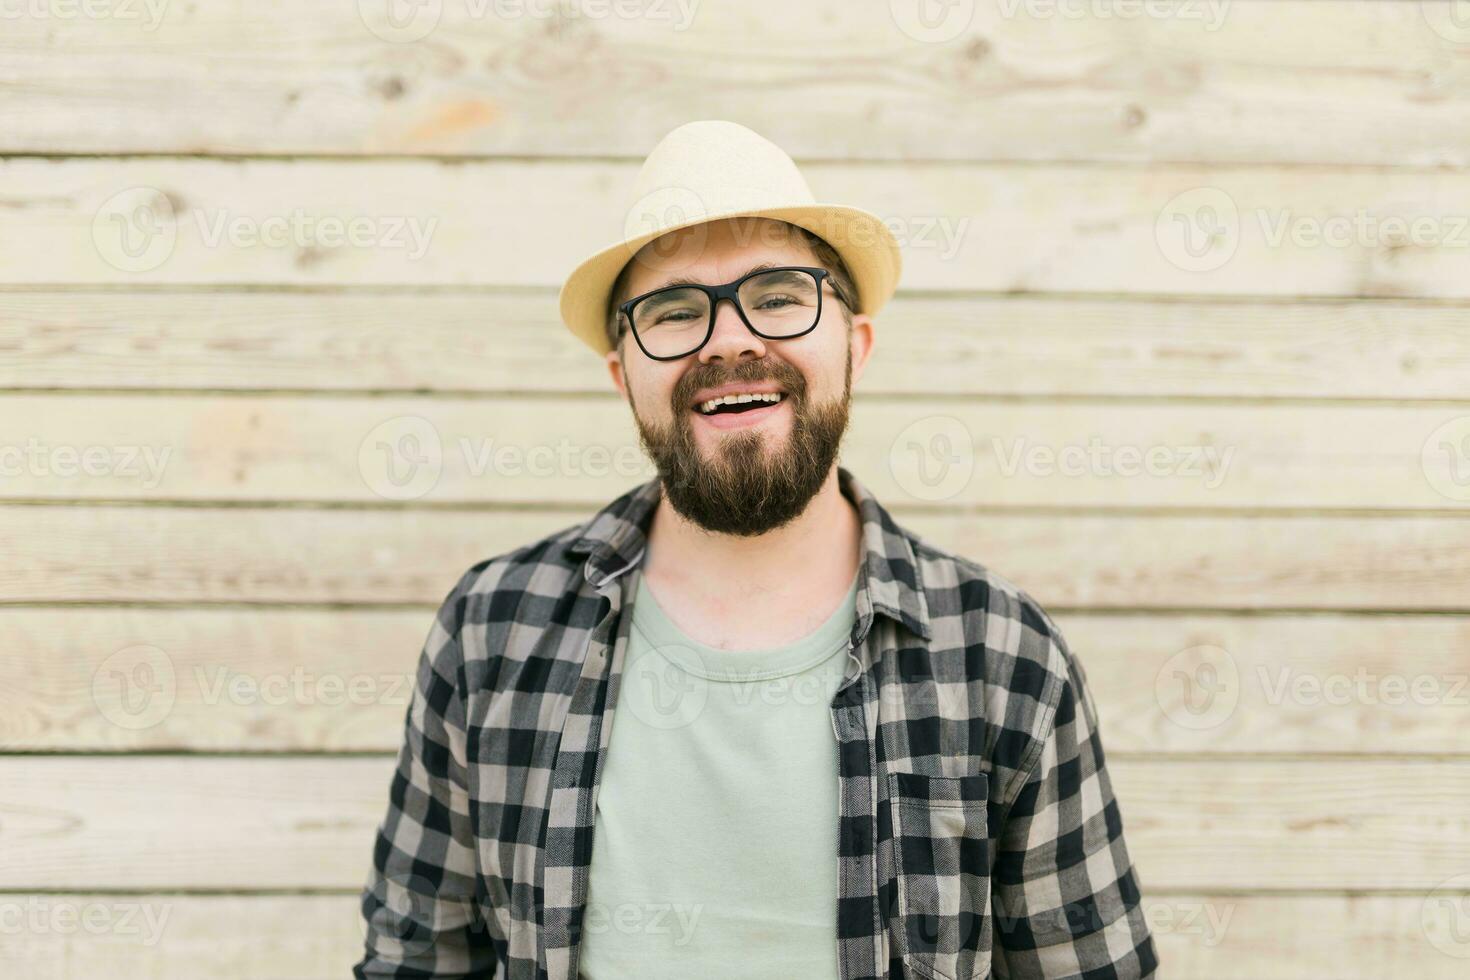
[354,570,499,979]
[990,627,1158,979]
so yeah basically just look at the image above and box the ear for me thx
[848,313,876,386]
[605,343,628,399]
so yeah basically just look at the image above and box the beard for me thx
[629,346,852,537]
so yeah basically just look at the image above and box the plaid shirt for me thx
[355,465,1158,980]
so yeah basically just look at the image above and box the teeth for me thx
[697,391,785,415]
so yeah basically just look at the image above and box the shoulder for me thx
[418,518,599,680]
[907,530,1084,798]
[910,529,1073,676]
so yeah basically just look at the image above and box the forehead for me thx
[621,217,818,296]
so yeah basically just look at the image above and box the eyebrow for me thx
[650,261,784,292]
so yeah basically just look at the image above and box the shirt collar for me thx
[563,464,932,644]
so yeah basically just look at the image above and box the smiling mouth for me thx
[692,392,789,417]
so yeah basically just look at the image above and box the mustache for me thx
[672,362,806,408]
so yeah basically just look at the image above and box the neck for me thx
[643,466,862,605]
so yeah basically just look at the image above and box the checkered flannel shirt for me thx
[354,464,1158,980]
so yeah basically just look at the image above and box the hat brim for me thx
[557,203,902,357]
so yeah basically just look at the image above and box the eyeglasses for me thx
[617,265,843,361]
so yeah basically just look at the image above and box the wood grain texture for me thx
[5,394,1466,509]
[3,505,1466,609]
[3,756,1468,892]
[3,607,1466,755]
[7,158,1470,296]
[4,289,1469,400]
[2,1,1469,165]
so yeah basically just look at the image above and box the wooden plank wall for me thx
[3,1,1470,976]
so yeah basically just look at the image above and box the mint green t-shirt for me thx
[577,567,860,980]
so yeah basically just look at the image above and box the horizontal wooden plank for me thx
[3,1,1470,166]
[4,608,1466,755]
[7,158,1470,297]
[4,505,1466,610]
[4,395,1466,510]
[3,890,1466,980]
[4,290,1469,400]
[2,756,1468,891]
[0,893,356,980]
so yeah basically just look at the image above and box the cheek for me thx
[630,373,682,418]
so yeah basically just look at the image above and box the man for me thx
[355,120,1157,979]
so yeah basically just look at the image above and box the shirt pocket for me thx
[888,771,992,980]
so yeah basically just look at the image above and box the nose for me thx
[696,295,768,364]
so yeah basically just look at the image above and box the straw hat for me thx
[557,119,903,357]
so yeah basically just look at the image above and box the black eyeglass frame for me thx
[616,265,842,362]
